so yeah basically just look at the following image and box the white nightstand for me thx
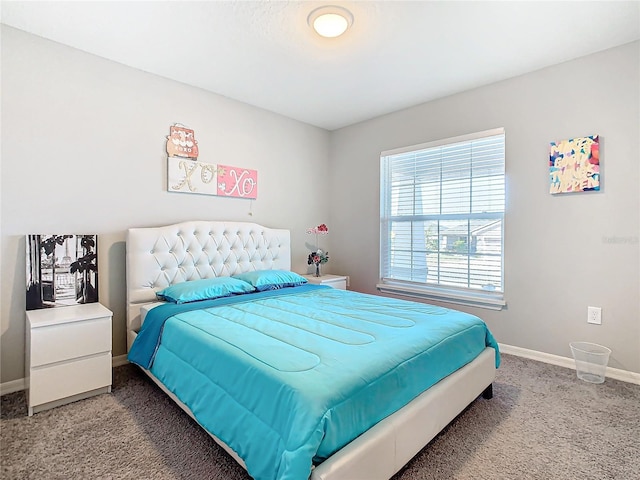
[25,303,113,416]
[303,274,349,290]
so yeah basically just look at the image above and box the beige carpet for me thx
[2,354,639,479]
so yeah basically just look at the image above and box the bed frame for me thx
[126,220,496,480]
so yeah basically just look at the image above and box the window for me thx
[378,128,506,310]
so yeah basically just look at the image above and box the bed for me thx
[126,220,499,480]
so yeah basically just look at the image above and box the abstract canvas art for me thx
[549,135,600,194]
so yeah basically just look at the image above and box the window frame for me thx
[378,127,506,310]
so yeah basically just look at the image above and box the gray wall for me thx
[2,26,638,385]
[0,26,331,383]
[329,41,640,373]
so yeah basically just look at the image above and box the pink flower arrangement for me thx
[306,224,329,274]
[308,251,329,266]
[306,223,329,236]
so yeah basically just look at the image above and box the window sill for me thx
[376,281,506,311]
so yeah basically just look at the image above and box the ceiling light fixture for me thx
[307,5,354,38]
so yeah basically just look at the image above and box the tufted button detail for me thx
[150,250,154,254]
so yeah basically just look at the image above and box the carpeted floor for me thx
[1,354,639,479]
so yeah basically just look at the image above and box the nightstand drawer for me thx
[303,274,348,290]
[29,352,112,406]
[324,279,347,290]
[31,317,111,367]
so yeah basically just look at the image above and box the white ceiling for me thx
[2,1,639,130]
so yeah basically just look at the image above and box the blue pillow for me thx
[232,270,308,292]
[156,277,255,304]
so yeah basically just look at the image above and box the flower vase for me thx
[314,263,321,277]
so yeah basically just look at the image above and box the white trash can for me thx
[569,342,611,384]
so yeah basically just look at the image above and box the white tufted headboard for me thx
[126,220,291,350]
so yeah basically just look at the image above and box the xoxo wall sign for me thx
[165,124,258,199]
[168,158,258,199]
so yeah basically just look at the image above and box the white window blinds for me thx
[379,128,505,309]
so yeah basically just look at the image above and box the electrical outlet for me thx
[587,306,602,325]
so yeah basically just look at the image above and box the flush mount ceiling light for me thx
[307,5,354,38]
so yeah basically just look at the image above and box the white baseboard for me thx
[112,354,129,367]
[1,354,130,395]
[0,378,26,396]
[499,343,640,385]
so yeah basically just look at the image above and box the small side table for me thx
[25,303,113,415]
[303,274,349,290]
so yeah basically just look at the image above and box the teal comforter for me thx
[129,285,499,480]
